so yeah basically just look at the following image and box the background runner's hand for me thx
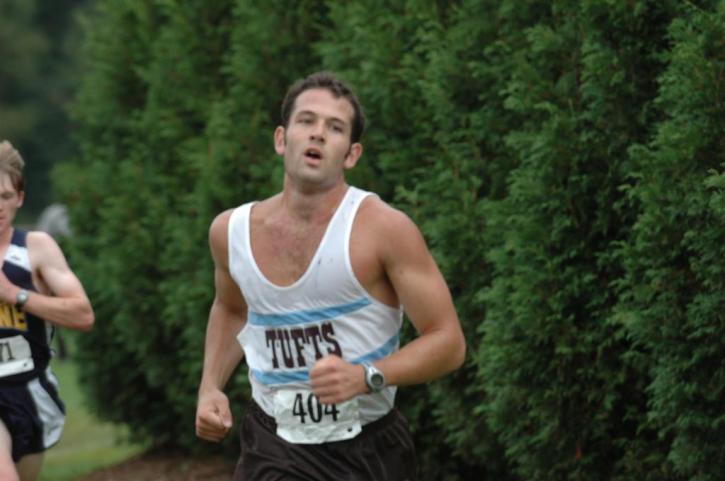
[195,389,233,442]
[310,355,367,405]
[0,270,20,304]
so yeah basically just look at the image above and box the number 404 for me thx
[293,393,339,424]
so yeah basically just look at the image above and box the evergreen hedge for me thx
[57,1,724,479]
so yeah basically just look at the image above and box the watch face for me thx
[365,364,385,392]
[371,372,384,388]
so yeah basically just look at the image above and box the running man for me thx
[0,141,95,481]
[195,72,465,480]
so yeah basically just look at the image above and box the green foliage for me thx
[477,1,691,480]
[615,3,725,480]
[0,0,46,140]
[58,1,725,480]
[0,0,89,215]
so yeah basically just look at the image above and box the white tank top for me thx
[228,186,403,425]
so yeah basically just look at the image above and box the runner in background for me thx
[0,140,95,481]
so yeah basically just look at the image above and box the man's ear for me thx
[274,126,286,156]
[343,142,363,169]
[17,191,24,208]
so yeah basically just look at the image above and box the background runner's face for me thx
[0,172,23,235]
[276,88,359,190]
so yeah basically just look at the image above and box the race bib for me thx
[0,335,34,378]
[273,389,362,444]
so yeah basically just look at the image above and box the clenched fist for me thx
[309,355,367,405]
[195,388,233,442]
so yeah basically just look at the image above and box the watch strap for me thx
[15,289,29,310]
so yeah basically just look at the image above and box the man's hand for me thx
[310,355,367,405]
[195,389,233,442]
[0,270,20,305]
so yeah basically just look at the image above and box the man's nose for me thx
[309,121,325,141]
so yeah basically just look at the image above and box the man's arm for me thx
[372,205,466,387]
[311,200,466,404]
[196,210,247,442]
[0,231,93,331]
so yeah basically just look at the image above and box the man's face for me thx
[0,172,23,235]
[275,88,362,189]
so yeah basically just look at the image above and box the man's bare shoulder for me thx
[26,229,57,245]
[208,209,236,260]
[357,195,419,236]
[356,195,430,265]
[23,231,71,278]
[210,209,235,236]
[26,230,63,258]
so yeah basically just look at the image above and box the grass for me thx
[37,358,146,481]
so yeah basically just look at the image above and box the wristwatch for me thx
[364,363,386,393]
[15,289,30,310]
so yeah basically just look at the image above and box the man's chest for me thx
[2,242,50,295]
[250,223,328,286]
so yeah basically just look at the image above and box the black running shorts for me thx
[233,401,418,481]
[0,370,66,462]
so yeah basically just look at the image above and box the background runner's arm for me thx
[0,231,93,331]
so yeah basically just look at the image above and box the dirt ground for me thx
[76,450,237,481]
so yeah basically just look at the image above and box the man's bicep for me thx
[383,216,457,334]
[42,265,88,299]
[32,234,88,299]
[208,210,246,318]
[213,265,246,317]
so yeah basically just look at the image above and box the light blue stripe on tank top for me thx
[351,332,400,365]
[248,297,372,327]
[252,368,310,384]
[250,332,400,385]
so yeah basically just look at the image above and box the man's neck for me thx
[0,226,14,253]
[280,180,349,224]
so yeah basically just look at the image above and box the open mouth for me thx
[304,148,322,160]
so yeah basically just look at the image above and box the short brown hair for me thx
[280,71,366,143]
[0,140,25,192]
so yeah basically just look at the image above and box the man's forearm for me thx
[21,291,94,331]
[199,304,245,394]
[375,326,465,388]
